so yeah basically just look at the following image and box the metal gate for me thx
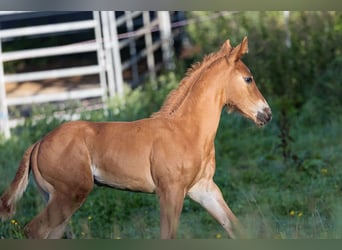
[0,11,174,138]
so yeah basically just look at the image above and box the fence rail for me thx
[0,11,175,138]
[0,20,97,39]
[1,42,98,62]
[7,88,105,106]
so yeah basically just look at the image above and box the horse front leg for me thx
[187,179,243,239]
[157,185,185,239]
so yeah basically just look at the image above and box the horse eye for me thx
[244,76,253,84]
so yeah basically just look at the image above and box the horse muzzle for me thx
[256,107,272,126]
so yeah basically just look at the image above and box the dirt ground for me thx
[5,75,100,98]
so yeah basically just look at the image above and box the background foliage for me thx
[1,11,342,239]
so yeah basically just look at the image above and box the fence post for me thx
[101,12,116,98]
[0,38,10,139]
[158,11,174,70]
[108,11,124,96]
[143,11,156,80]
[284,11,291,48]
[93,11,108,102]
[125,11,140,87]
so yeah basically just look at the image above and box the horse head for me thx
[221,37,272,126]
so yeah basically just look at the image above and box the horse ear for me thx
[221,39,232,53]
[229,36,249,62]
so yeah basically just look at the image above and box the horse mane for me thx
[151,50,225,118]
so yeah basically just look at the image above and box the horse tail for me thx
[0,142,38,219]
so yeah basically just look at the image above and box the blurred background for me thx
[0,11,341,239]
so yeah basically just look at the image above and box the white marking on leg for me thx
[188,180,238,238]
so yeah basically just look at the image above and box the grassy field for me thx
[1,11,341,239]
[0,77,341,239]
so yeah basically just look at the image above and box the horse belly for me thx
[92,158,155,193]
[89,120,158,193]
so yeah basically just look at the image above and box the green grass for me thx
[1,87,341,239]
[1,11,341,239]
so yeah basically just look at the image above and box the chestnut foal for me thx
[0,37,271,239]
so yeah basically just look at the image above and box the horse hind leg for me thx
[25,136,94,239]
[26,161,93,238]
[24,188,91,239]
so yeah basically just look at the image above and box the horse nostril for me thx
[256,107,272,125]
[264,107,272,122]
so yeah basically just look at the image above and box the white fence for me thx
[0,11,174,138]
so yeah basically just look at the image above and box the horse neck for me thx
[173,62,227,144]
